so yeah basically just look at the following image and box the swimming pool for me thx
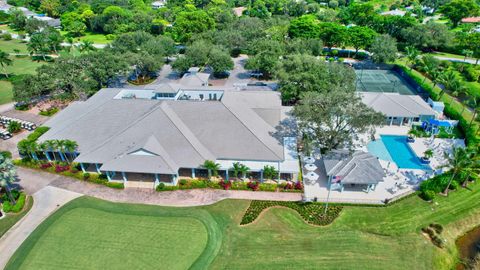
[367,135,430,170]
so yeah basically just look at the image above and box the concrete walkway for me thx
[18,167,302,207]
[0,186,81,269]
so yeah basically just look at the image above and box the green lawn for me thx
[0,81,13,105]
[4,57,44,76]
[0,197,33,237]
[60,31,112,44]
[0,39,29,54]
[7,180,480,270]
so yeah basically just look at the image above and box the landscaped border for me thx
[240,200,343,226]
[0,196,33,238]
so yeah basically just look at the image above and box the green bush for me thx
[83,172,90,180]
[1,32,12,40]
[258,183,277,192]
[231,181,248,190]
[179,179,188,186]
[8,121,21,133]
[104,182,124,189]
[462,65,480,82]
[430,223,444,234]
[0,151,12,159]
[450,180,459,190]
[38,107,59,116]
[156,183,178,191]
[2,193,26,213]
[420,190,436,201]
[241,200,343,226]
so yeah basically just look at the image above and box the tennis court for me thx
[355,69,417,95]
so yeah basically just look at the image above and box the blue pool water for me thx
[368,135,430,170]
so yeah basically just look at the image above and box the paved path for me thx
[18,167,303,207]
[0,186,81,269]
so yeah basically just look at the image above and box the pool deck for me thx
[304,125,465,204]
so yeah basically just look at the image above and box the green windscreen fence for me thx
[355,69,417,95]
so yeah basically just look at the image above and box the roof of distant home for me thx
[461,17,480,23]
[359,92,436,118]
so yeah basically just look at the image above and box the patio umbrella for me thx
[305,163,317,171]
[303,156,315,164]
[305,171,319,181]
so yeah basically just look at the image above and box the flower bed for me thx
[241,200,343,226]
[14,159,124,189]
[156,179,305,193]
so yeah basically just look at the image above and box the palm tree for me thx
[468,96,480,129]
[405,46,420,70]
[202,160,220,179]
[441,147,469,195]
[77,40,96,53]
[418,55,439,84]
[39,141,52,161]
[0,50,12,78]
[55,140,68,162]
[231,162,241,179]
[0,154,17,205]
[63,140,78,162]
[43,140,57,161]
[437,70,457,98]
[461,149,479,187]
[239,164,250,179]
[27,141,39,161]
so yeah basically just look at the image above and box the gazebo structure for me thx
[322,151,385,193]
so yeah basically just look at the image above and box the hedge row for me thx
[156,179,304,193]
[397,65,479,147]
[14,159,124,189]
[240,200,343,226]
[2,192,26,213]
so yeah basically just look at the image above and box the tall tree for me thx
[347,26,377,55]
[441,147,469,195]
[294,91,385,152]
[440,0,480,27]
[276,54,356,104]
[369,34,398,63]
[0,154,17,205]
[405,46,420,70]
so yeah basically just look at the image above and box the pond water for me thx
[456,226,480,269]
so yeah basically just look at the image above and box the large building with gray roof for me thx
[39,80,299,188]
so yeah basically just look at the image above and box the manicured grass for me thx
[8,180,480,270]
[6,197,214,270]
[4,57,44,76]
[60,31,112,44]
[0,196,33,237]
[0,39,29,54]
[427,52,475,61]
[0,81,13,105]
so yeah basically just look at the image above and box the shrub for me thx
[1,33,12,40]
[258,183,276,192]
[39,107,59,116]
[294,181,303,190]
[420,190,436,201]
[156,183,178,191]
[98,173,108,180]
[83,172,90,180]
[2,193,26,213]
[1,189,20,202]
[450,180,459,190]
[7,121,21,133]
[422,227,436,238]
[231,181,248,190]
[462,65,480,82]
[247,181,259,191]
[55,164,70,173]
[220,180,232,190]
[430,223,443,234]
[40,162,52,169]
[104,182,124,189]
[432,235,444,248]
[179,179,188,186]
[0,151,12,159]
